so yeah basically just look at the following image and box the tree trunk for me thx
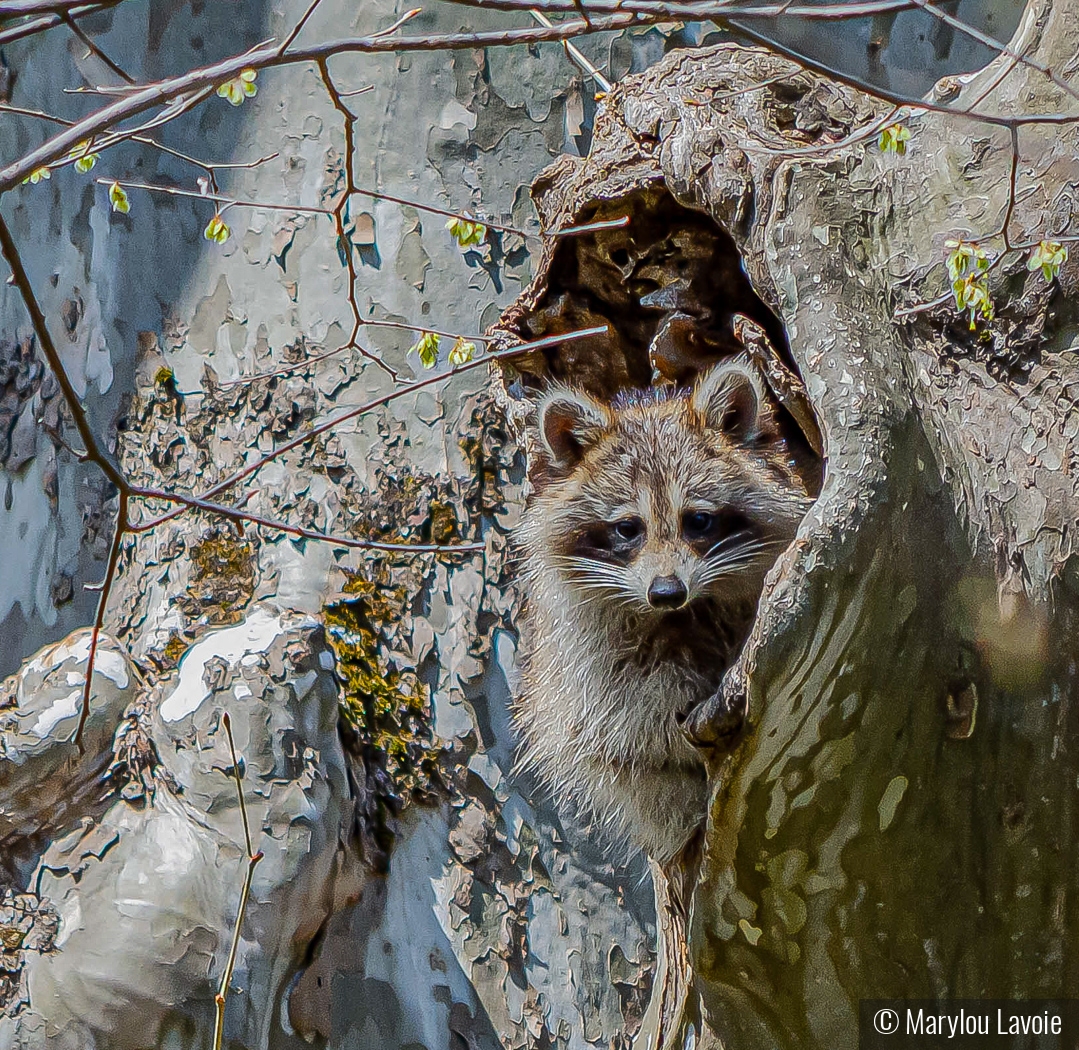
[491,4,1079,1047]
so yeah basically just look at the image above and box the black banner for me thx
[859,1001,1079,1050]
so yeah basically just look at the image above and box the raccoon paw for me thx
[679,684,747,752]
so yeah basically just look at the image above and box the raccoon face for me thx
[531,360,812,615]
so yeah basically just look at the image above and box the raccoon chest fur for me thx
[518,580,753,862]
[513,359,813,864]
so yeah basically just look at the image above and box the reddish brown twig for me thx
[137,325,608,532]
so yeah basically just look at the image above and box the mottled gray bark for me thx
[492,4,1079,1048]
[0,3,657,1047]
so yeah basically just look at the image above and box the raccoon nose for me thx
[647,575,687,609]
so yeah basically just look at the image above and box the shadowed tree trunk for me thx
[492,3,1079,1047]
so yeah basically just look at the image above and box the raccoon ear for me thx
[537,389,611,469]
[690,361,775,444]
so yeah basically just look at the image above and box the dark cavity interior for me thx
[507,186,823,493]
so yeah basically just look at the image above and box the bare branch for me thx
[5,4,1078,198]
[62,8,135,84]
[278,0,327,54]
[450,0,921,21]
[724,18,1076,129]
[0,0,121,14]
[96,178,335,216]
[317,56,399,381]
[529,8,611,93]
[907,0,1079,106]
[0,214,126,490]
[128,491,487,555]
[74,491,127,750]
[0,102,278,196]
[138,326,609,532]
[219,326,488,388]
[0,3,113,48]
[0,15,643,194]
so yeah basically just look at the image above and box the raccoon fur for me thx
[514,358,813,863]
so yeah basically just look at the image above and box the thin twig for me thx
[96,178,334,216]
[212,712,264,1050]
[725,17,1078,130]
[895,125,1024,320]
[109,174,626,241]
[0,215,125,489]
[138,326,609,532]
[0,0,121,15]
[318,57,400,381]
[0,103,278,187]
[74,491,127,749]
[219,322,490,388]
[0,3,114,48]
[62,9,135,84]
[0,15,641,193]
[128,491,487,553]
[278,0,326,54]
[451,0,920,19]
[906,0,1079,106]
[5,6,1076,196]
[745,104,902,158]
[370,7,423,38]
[529,9,611,93]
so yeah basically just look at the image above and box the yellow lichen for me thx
[324,571,441,805]
[158,632,189,668]
[180,531,256,625]
[427,500,458,545]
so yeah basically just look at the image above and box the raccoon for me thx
[514,359,814,864]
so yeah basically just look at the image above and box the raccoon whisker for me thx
[554,555,627,575]
[701,531,758,559]
[572,581,631,600]
[565,571,625,587]
[575,594,611,609]
[694,566,760,591]
[577,589,642,610]
[695,552,769,581]
[700,540,782,571]
[693,547,780,589]
[567,574,633,595]
[694,552,774,586]
[558,567,643,607]
[554,558,637,592]
[702,535,783,562]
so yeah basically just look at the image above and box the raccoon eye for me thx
[682,508,756,547]
[681,510,715,539]
[612,517,644,541]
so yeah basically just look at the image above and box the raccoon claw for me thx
[680,689,747,752]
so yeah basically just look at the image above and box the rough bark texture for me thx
[493,4,1079,1048]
